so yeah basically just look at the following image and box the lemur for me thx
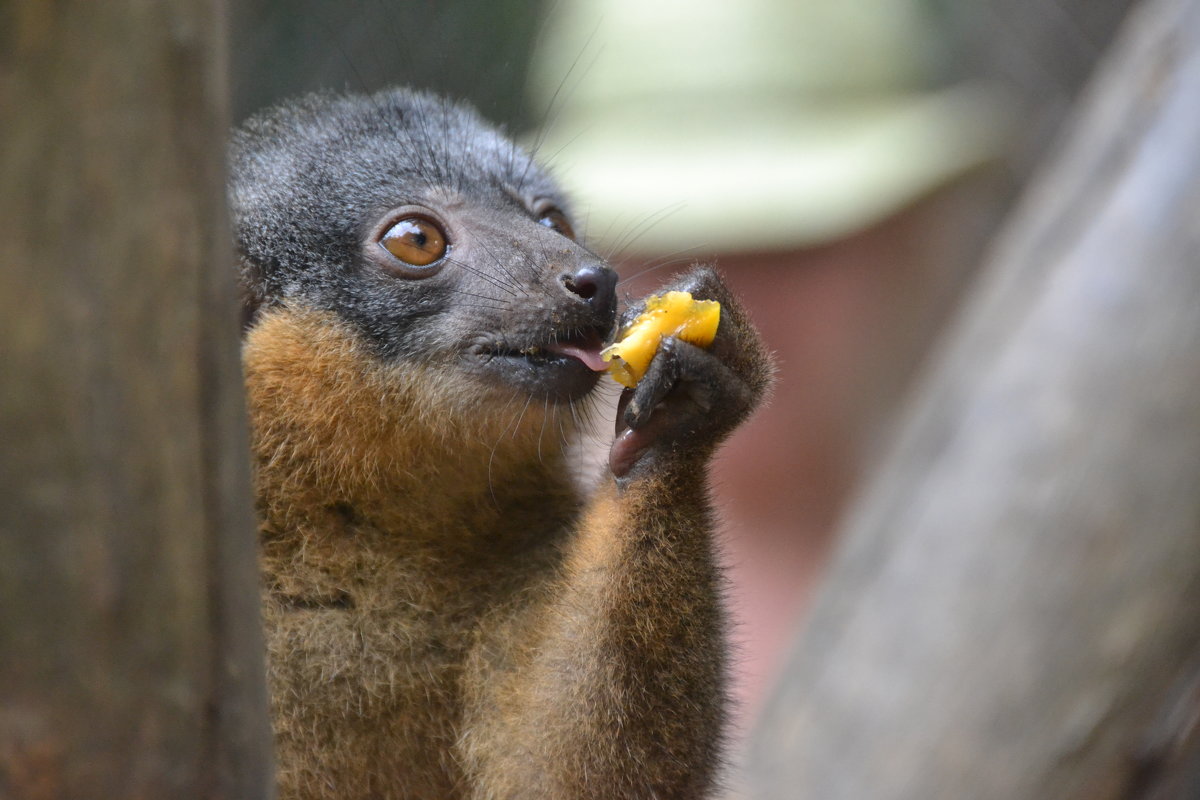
[229,88,772,800]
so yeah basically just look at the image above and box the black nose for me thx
[562,262,618,319]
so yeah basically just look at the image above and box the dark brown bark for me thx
[0,2,271,798]
[749,0,1200,797]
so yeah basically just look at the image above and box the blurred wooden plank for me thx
[948,0,1138,181]
[0,2,271,797]
[748,0,1200,797]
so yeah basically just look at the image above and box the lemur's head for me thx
[229,89,617,402]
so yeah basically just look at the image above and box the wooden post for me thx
[0,2,271,797]
[749,0,1200,797]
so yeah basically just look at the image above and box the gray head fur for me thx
[229,88,616,400]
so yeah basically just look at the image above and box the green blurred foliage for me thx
[231,0,546,130]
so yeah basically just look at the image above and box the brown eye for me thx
[379,215,448,267]
[537,207,575,240]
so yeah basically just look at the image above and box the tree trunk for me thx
[0,2,271,798]
[748,0,1200,797]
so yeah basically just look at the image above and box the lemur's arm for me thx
[462,267,773,799]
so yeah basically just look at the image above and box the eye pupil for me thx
[379,215,447,269]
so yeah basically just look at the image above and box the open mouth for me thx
[475,327,610,399]
[528,330,608,371]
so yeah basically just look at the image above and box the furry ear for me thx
[240,287,263,334]
[238,255,266,335]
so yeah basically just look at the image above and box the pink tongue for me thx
[546,342,609,372]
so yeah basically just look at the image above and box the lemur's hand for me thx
[610,265,774,479]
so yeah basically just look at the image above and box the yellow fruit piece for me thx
[600,291,721,388]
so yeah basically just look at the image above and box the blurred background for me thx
[231,0,1135,786]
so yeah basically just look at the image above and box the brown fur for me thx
[246,306,730,799]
